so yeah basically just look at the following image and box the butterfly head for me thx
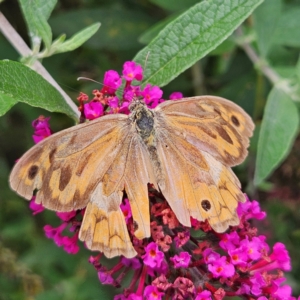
[128,97,147,113]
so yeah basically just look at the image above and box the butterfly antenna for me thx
[77,77,104,86]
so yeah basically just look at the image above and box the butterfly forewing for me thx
[10,114,129,210]
[155,96,254,167]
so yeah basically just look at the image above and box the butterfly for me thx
[10,96,254,258]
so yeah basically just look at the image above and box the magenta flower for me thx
[169,91,183,100]
[29,197,44,215]
[195,290,212,300]
[148,260,168,278]
[107,97,130,114]
[270,278,293,299]
[32,115,51,143]
[44,223,68,246]
[119,100,130,114]
[115,293,143,300]
[103,70,122,94]
[219,231,240,251]
[142,243,164,268]
[207,256,235,278]
[98,266,116,285]
[270,242,292,271]
[170,252,191,268]
[122,61,143,82]
[141,84,163,108]
[121,257,141,270]
[143,285,164,300]
[250,242,291,275]
[120,198,132,223]
[88,253,102,266]
[237,196,266,220]
[249,272,266,296]
[43,211,80,255]
[56,211,77,222]
[240,236,266,261]
[108,96,119,109]
[83,100,104,120]
[203,248,220,264]
[123,85,141,101]
[61,233,79,254]
[228,247,248,267]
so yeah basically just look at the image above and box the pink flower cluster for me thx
[76,61,182,121]
[28,61,298,299]
[88,191,297,300]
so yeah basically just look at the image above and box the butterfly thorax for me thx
[133,105,154,140]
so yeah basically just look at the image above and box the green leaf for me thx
[36,0,57,20]
[272,7,300,47]
[0,94,18,116]
[254,87,299,186]
[0,60,77,120]
[54,23,101,54]
[253,0,282,57]
[49,7,155,50]
[18,0,53,50]
[134,0,264,87]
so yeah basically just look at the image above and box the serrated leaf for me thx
[18,0,53,50]
[54,23,100,54]
[133,0,264,87]
[49,7,155,50]
[253,0,282,57]
[0,94,18,116]
[254,88,299,186]
[0,60,77,120]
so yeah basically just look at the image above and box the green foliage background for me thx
[0,0,300,299]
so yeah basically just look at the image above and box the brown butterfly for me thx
[9,96,254,258]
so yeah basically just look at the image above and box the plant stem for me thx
[0,12,80,118]
[236,27,296,100]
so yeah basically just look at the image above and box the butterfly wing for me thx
[10,114,130,209]
[10,114,156,258]
[156,96,254,166]
[154,96,254,232]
